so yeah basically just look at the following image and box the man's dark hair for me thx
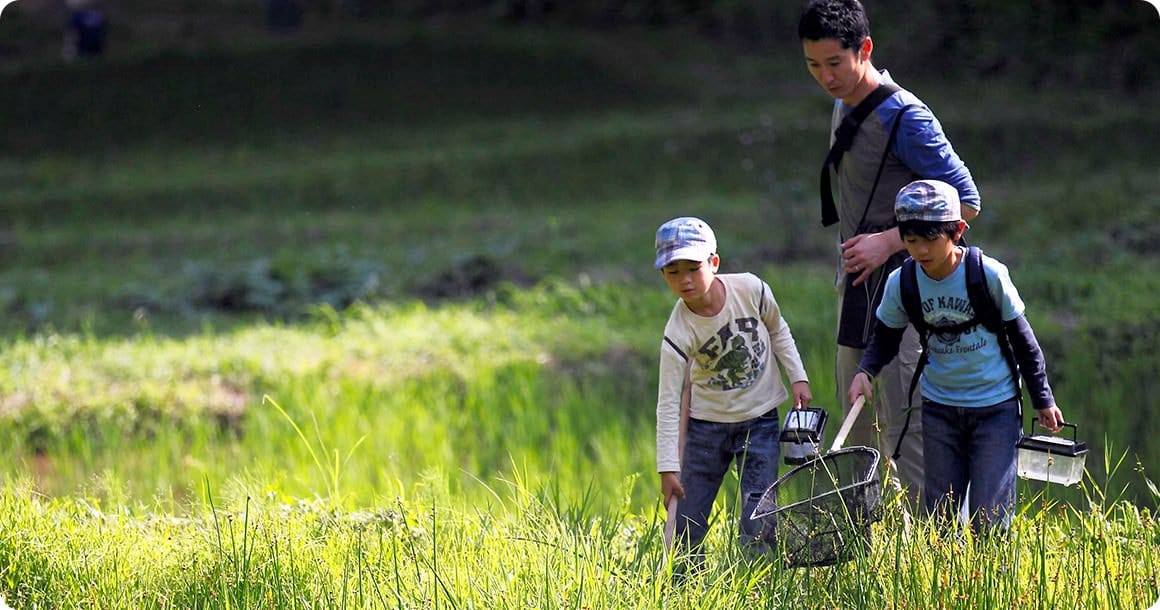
[899,219,961,241]
[797,0,870,50]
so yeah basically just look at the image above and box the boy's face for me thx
[902,223,966,279]
[661,256,719,304]
[802,37,872,103]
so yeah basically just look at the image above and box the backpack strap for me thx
[964,246,1001,335]
[819,82,901,227]
[891,247,1022,459]
[894,256,929,460]
[898,255,933,409]
[898,258,927,336]
[965,246,1023,415]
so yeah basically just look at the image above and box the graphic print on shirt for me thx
[697,317,766,391]
[920,295,989,355]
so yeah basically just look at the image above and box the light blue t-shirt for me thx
[877,250,1025,408]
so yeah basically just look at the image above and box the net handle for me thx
[831,395,866,451]
[663,496,677,549]
[664,362,693,554]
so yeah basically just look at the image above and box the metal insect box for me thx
[1016,422,1088,486]
[780,407,828,465]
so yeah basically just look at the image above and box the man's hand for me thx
[841,229,905,286]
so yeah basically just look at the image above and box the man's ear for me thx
[860,37,873,62]
[709,254,721,270]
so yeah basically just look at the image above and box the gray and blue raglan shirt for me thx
[830,70,980,244]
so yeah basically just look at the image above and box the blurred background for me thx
[3,0,1157,87]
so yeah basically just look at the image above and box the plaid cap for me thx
[895,179,962,223]
[654,217,717,269]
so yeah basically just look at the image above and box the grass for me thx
[1,468,1156,609]
[0,8,1158,608]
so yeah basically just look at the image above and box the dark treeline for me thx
[322,0,1158,91]
[5,0,1157,91]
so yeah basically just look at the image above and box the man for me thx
[798,0,980,506]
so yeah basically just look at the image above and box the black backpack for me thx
[893,246,1020,459]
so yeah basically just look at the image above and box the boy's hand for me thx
[660,472,684,508]
[1036,406,1065,433]
[791,380,812,410]
[847,372,873,406]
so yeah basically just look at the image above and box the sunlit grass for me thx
[1,459,1156,609]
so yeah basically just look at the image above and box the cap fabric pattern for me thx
[895,179,962,223]
[654,217,717,269]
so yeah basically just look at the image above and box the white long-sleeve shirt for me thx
[656,273,809,473]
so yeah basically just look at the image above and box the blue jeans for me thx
[674,409,779,555]
[921,397,1020,533]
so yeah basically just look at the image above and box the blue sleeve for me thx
[887,105,980,211]
[859,321,905,377]
[862,270,908,376]
[1003,315,1056,410]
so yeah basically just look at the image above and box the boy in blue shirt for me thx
[847,180,1064,533]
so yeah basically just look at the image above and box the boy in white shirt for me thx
[655,217,812,559]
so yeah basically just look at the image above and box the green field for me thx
[1,10,1158,608]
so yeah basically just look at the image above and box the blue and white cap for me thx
[654,217,717,269]
[895,179,962,223]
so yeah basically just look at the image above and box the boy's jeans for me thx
[921,397,1020,533]
[674,409,779,555]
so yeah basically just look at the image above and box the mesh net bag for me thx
[751,447,883,567]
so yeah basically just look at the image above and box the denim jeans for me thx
[921,397,1020,533]
[674,409,779,556]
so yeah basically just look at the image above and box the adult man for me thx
[798,0,980,505]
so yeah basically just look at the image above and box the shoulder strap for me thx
[964,246,1002,335]
[819,82,901,226]
[965,246,1022,409]
[898,257,927,334]
[854,103,915,234]
[831,83,901,166]
[895,256,929,461]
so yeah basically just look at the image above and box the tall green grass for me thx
[1,459,1156,609]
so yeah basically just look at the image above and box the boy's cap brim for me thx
[655,246,715,269]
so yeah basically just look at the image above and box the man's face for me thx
[802,38,870,102]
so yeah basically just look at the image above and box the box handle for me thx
[1023,417,1078,443]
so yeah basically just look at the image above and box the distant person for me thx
[63,0,106,60]
[797,0,981,506]
[654,217,812,562]
[848,179,1064,533]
